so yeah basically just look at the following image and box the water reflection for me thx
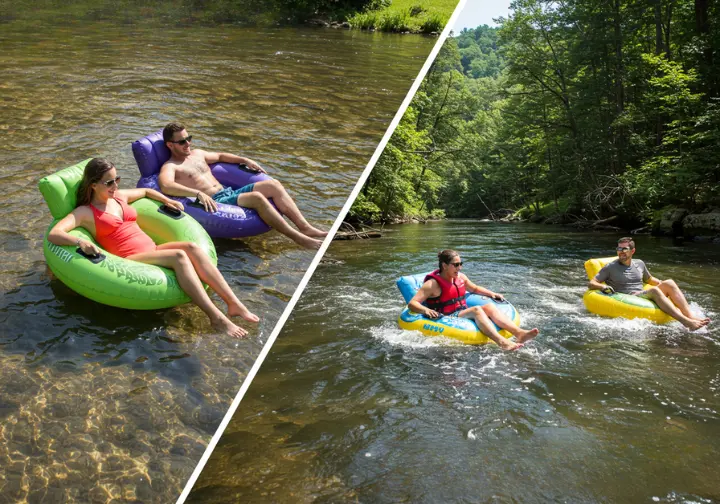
[190,222,720,503]
[0,20,436,502]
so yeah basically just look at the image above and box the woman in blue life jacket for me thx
[408,249,539,351]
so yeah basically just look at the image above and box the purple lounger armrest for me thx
[132,130,274,239]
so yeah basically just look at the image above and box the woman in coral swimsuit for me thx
[48,158,258,338]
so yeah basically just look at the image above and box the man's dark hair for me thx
[163,122,186,143]
[618,237,635,249]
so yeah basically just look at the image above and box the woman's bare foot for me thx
[515,328,539,343]
[228,303,260,323]
[295,235,322,249]
[498,339,522,351]
[211,316,248,338]
[300,225,328,238]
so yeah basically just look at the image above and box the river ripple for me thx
[0,21,436,502]
[189,221,720,503]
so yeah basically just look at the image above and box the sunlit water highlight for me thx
[0,20,436,502]
[190,221,720,503]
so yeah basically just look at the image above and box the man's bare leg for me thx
[645,287,709,330]
[252,180,327,237]
[236,192,321,249]
[458,306,520,350]
[481,304,539,343]
[656,280,710,323]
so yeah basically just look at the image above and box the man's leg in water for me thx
[252,179,327,238]
[236,191,321,250]
[643,286,709,330]
[655,279,709,322]
[457,306,519,351]
[481,304,539,343]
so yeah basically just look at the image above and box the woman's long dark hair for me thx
[76,158,115,207]
[438,249,459,272]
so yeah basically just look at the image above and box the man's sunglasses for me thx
[169,135,193,146]
[101,176,121,187]
[449,261,463,267]
[616,246,632,252]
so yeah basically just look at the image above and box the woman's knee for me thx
[172,250,191,266]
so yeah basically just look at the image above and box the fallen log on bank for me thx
[333,222,383,240]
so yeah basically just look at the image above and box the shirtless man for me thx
[408,249,539,351]
[588,237,710,331]
[158,122,327,249]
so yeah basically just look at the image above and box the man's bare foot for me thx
[228,303,260,323]
[683,318,708,331]
[515,328,539,343]
[212,316,248,338]
[300,225,328,238]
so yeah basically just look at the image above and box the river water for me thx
[189,221,720,503]
[0,20,437,502]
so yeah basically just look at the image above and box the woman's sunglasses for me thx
[101,176,121,187]
[169,135,193,146]
[449,261,463,267]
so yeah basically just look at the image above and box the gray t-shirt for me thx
[595,259,651,294]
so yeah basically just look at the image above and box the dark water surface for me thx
[0,20,436,502]
[190,221,720,503]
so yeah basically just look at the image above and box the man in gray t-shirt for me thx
[587,237,710,331]
[595,258,651,295]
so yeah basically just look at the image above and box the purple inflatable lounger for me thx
[132,131,273,239]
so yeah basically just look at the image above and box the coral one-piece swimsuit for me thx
[90,198,157,258]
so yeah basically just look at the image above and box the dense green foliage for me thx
[349,0,720,226]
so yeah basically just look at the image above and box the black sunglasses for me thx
[169,135,193,146]
[101,176,121,187]
[449,261,463,267]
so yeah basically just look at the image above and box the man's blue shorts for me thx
[211,184,255,205]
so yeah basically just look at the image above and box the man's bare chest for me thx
[176,159,210,179]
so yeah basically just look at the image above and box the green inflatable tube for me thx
[39,159,216,310]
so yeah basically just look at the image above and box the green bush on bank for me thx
[347,0,454,33]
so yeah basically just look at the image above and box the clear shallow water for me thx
[0,20,436,502]
[189,221,720,503]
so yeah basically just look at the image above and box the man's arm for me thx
[464,275,503,300]
[408,280,441,319]
[588,277,608,290]
[203,151,267,173]
[158,163,217,212]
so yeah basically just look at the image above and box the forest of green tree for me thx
[349,0,720,229]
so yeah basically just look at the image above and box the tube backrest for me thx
[38,159,91,220]
[132,130,171,178]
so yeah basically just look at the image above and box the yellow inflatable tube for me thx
[582,257,673,324]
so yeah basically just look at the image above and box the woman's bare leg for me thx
[252,180,327,237]
[458,306,519,350]
[157,242,258,323]
[481,304,539,343]
[236,191,321,249]
[126,249,247,337]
